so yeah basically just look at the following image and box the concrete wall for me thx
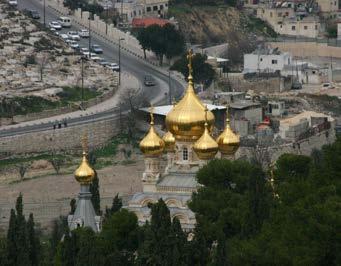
[0,115,121,154]
[268,41,341,59]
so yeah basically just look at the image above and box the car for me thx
[49,21,62,30]
[80,47,89,55]
[321,82,334,89]
[24,9,40,19]
[78,29,89,38]
[67,31,80,41]
[91,44,103,54]
[68,40,80,49]
[91,56,103,62]
[144,75,156,86]
[8,0,17,6]
[58,16,72,27]
[291,81,302,90]
[106,63,120,72]
[82,52,97,59]
[60,33,69,41]
[97,59,110,66]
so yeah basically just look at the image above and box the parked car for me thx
[80,47,89,55]
[78,29,89,38]
[60,34,69,41]
[68,40,80,50]
[49,21,62,30]
[91,44,103,54]
[24,9,40,19]
[8,0,17,6]
[67,31,80,41]
[291,81,302,90]
[106,63,120,72]
[98,59,110,66]
[321,82,334,89]
[144,75,156,86]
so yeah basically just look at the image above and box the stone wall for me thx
[0,114,121,154]
[268,41,341,59]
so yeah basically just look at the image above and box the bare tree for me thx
[49,157,65,175]
[36,52,50,81]
[16,162,31,181]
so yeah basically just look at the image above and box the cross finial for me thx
[81,134,88,155]
[187,49,194,79]
[204,105,208,126]
[226,105,230,124]
[149,105,154,125]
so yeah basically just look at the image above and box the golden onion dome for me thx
[74,151,95,184]
[193,107,218,160]
[165,50,214,141]
[216,109,240,156]
[139,108,165,157]
[163,131,175,152]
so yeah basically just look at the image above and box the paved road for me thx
[0,0,184,137]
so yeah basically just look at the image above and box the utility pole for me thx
[43,0,46,27]
[105,2,109,35]
[88,13,92,59]
[119,38,124,85]
[168,70,171,104]
[81,57,84,109]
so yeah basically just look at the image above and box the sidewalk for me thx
[0,71,140,131]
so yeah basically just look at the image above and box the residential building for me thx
[114,0,169,22]
[274,16,321,38]
[243,47,292,74]
[267,101,286,117]
[315,0,338,12]
[256,7,295,28]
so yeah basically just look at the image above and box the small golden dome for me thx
[140,108,165,157]
[216,109,240,156]
[193,107,218,160]
[74,151,95,184]
[163,131,175,152]
[165,50,214,141]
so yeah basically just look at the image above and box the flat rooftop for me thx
[140,104,226,116]
[280,111,333,125]
[229,101,261,110]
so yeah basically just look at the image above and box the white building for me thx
[274,16,321,38]
[243,47,292,74]
[114,0,169,22]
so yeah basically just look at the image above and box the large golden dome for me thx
[216,110,240,156]
[74,151,95,185]
[165,50,214,141]
[193,108,218,160]
[140,109,165,157]
[163,131,175,152]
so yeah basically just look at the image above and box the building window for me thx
[278,12,282,17]
[183,147,188,161]
[292,25,296,30]
[165,3,168,7]
[260,58,263,61]
[270,12,273,17]
[285,12,289,16]
[304,25,308,30]
[160,5,163,10]
[153,5,158,11]
[312,70,316,74]
[146,6,151,12]
[272,59,278,64]
[315,25,318,30]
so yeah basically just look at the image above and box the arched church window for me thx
[183,147,188,161]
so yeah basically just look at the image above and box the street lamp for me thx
[88,13,92,59]
[168,70,172,104]
[118,37,125,85]
[105,2,109,35]
[43,0,46,27]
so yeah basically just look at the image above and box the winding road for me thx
[0,0,185,137]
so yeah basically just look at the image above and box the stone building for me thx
[126,52,240,230]
[274,16,321,38]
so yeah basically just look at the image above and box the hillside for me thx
[169,5,276,66]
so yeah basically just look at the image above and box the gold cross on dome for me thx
[149,105,154,124]
[187,49,194,76]
[81,134,88,154]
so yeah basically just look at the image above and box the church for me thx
[127,51,240,230]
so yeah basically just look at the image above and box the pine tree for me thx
[169,218,187,266]
[90,170,101,215]
[27,213,40,266]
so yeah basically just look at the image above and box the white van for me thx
[59,16,72,27]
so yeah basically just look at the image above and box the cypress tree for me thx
[27,213,40,266]
[69,198,76,215]
[170,218,187,266]
[104,193,122,219]
[90,170,101,215]
[6,209,17,266]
